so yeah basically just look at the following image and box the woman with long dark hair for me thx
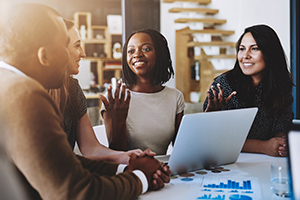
[203,24,294,157]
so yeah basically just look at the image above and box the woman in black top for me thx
[203,24,294,157]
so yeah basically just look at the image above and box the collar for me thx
[0,61,26,76]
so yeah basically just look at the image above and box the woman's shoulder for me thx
[163,86,184,96]
[214,74,227,83]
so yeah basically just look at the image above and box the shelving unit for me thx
[164,0,236,102]
[73,12,122,87]
[163,0,211,4]
[169,7,219,14]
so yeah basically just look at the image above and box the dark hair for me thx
[0,3,62,65]
[122,29,174,87]
[225,24,294,113]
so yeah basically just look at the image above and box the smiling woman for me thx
[203,24,294,157]
[100,29,185,155]
[48,19,144,165]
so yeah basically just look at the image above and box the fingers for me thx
[278,142,287,157]
[99,94,110,108]
[217,83,224,103]
[120,83,126,100]
[127,149,143,157]
[151,166,171,190]
[278,145,287,157]
[152,172,165,190]
[107,85,113,102]
[114,81,121,102]
[157,168,170,183]
[211,85,218,104]
[140,148,156,157]
[204,90,212,112]
[163,165,171,178]
[225,91,237,104]
[129,152,137,160]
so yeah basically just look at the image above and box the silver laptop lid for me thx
[168,107,258,175]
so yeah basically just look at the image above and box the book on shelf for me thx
[104,62,122,69]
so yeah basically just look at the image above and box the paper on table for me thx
[169,168,262,200]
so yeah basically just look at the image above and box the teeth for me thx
[134,61,145,66]
[244,63,253,66]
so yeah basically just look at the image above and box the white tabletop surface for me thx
[138,153,290,200]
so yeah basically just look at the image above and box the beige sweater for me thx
[0,68,142,200]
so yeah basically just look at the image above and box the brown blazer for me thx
[0,68,142,200]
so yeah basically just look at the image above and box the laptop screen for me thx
[287,123,300,200]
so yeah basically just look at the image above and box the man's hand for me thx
[127,151,171,191]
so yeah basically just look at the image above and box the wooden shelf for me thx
[188,41,236,47]
[195,54,236,60]
[82,39,107,44]
[103,67,122,71]
[169,8,218,15]
[175,18,226,25]
[179,27,235,36]
[163,0,211,4]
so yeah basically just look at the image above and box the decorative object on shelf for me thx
[96,34,103,39]
[107,15,122,34]
[73,12,122,88]
[80,25,87,40]
[112,42,122,59]
[73,12,92,39]
[93,52,98,57]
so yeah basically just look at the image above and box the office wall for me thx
[161,0,290,88]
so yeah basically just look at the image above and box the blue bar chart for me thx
[183,176,261,200]
[170,170,262,200]
[203,180,252,190]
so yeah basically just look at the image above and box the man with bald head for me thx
[0,3,169,200]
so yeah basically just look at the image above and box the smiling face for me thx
[67,26,86,75]
[237,32,266,86]
[126,32,156,80]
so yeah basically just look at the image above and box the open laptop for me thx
[287,120,300,200]
[156,107,258,175]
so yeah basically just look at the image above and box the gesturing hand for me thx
[99,80,131,122]
[205,83,236,112]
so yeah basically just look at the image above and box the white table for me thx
[138,153,289,200]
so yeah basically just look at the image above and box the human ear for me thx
[37,47,50,66]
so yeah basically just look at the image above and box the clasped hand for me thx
[127,149,171,191]
[205,83,236,112]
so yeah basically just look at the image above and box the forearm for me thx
[103,112,128,151]
[241,139,265,154]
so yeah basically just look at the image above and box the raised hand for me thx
[99,80,131,122]
[99,80,131,150]
[205,83,236,112]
